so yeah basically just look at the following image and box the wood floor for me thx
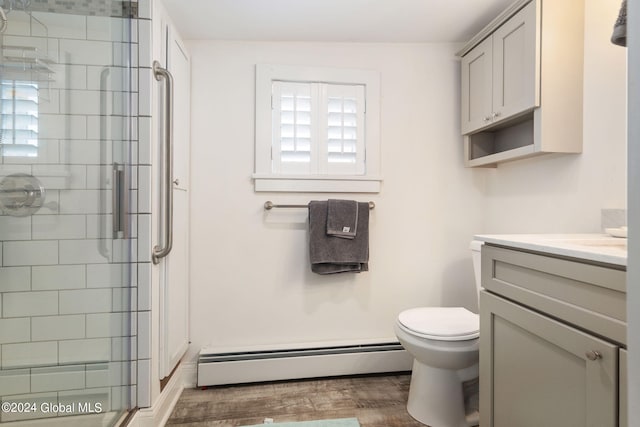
[166,374,426,427]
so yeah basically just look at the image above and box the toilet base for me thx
[406,359,471,427]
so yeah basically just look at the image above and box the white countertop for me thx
[474,234,627,267]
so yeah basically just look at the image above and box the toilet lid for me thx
[398,307,479,341]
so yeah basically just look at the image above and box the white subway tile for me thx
[86,166,112,189]
[59,190,111,215]
[86,263,126,288]
[111,336,135,362]
[87,66,127,91]
[0,369,30,396]
[50,64,87,90]
[87,16,126,42]
[0,216,31,241]
[2,35,56,61]
[2,291,58,317]
[85,215,114,239]
[31,12,87,39]
[0,318,30,344]
[32,165,87,190]
[138,0,151,20]
[3,241,58,266]
[34,190,59,215]
[112,41,132,69]
[31,366,86,393]
[59,338,110,364]
[0,165,32,178]
[87,116,128,141]
[112,239,136,263]
[138,67,152,117]
[137,263,151,311]
[85,363,109,388]
[59,239,110,265]
[2,140,60,165]
[59,39,113,66]
[59,289,111,314]
[59,89,101,115]
[2,240,58,267]
[137,311,151,360]
[138,20,152,68]
[137,358,150,407]
[59,140,111,165]
[39,114,86,140]
[2,241,57,267]
[3,11,31,36]
[38,89,60,114]
[2,342,58,369]
[112,288,134,313]
[0,267,30,292]
[138,116,151,164]
[58,387,110,415]
[32,315,85,341]
[32,265,85,290]
[137,167,151,213]
[32,215,86,240]
[86,312,131,338]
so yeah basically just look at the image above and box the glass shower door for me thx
[0,2,135,425]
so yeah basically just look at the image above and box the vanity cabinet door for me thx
[620,349,627,427]
[480,291,618,427]
[461,36,493,134]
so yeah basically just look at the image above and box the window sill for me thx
[252,174,382,193]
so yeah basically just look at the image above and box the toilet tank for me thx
[469,240,484,296]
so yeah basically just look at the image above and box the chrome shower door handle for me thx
[152,60,175,265]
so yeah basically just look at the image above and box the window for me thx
[0,80,39,157]
[254,64,381,192]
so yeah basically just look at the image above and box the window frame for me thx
[254,64,382,193]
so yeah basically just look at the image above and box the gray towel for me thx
[327,199,358,239]
[611,0,627,47]
[309,201,369,274]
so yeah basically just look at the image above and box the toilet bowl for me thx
[395,240,483,427]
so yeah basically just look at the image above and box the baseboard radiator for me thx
[197,342,413,387]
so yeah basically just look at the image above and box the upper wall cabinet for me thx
[461,1,538,134]
[458,0,584,167]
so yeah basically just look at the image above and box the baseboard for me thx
[198,341,413,387]
[129,363,186,427]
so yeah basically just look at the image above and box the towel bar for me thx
[264,201,375,210]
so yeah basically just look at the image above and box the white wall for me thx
[187,41,486,359]
[185,0,628,363]
[482,0,627,233]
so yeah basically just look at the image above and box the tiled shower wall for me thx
[0,2,145,421]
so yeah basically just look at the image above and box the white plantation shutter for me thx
[272,81,365,175]
[320,83,365,175]
[272,81,317,174]
[0,81,39,157]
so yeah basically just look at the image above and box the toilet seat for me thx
[398,307,479,341]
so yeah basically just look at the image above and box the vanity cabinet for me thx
[458,0,584,167]
[480,244,627,427]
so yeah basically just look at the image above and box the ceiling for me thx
[161,0,515,43]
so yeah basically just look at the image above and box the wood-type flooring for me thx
[166,374,426,427]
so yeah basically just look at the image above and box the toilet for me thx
[394,240,483,427]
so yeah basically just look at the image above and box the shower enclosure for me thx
[0,1,136,425]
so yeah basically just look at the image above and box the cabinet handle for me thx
[585,350,602,361]
[492,111,501,119]
[483,116,492,122]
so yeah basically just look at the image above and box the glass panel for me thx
[0,3,134,426]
